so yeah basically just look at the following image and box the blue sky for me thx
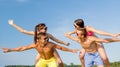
[1,0,120,67]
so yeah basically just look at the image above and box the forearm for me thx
[60,47,73,52]
[11,23,26,32]
[54,39,67,45]
[64,33,76,41]
[96,31,115,37]
[8,46,28,52]
[104,38,120,43]
[10,23,34,35]
[89,26,115,37]
[48,33,68,45]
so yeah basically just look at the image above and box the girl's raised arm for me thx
[8,20,34,36]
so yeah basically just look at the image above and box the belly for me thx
[82,44,97,53]
[40,53,54,60]
[37,48,54,60]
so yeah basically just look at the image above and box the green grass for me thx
[5,61,120,67]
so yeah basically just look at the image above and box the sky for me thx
[1,0,120,67]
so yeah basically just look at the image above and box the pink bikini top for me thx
[76,31,94,36]
[87,31,94,36]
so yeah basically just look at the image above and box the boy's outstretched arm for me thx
[2,44,36,53]
[52,42,79,53]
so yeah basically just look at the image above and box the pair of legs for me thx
[35,49,64,67]
[84,51,104,67]
[79,43,110,67]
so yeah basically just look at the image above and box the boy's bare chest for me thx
[37,45,53,53]
[81,39,94,49]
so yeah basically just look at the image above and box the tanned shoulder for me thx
[88,36,96,42]
[47,42,57,47]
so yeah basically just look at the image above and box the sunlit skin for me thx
[2,33,78,67]
[8,20,69,67]
[64,20,120,67]
[65,30,120,67]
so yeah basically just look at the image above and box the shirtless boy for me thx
[2,33,78,67]
[65,28,120,67]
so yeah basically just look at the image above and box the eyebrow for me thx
[44,37,47,39]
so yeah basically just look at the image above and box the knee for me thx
[79,53,84,59]
[79,49,85,60]
[100,56,109,63]
[58,61,63,64]
[58,60,64,66]
[102,57,109,62]
[57,59,63,64]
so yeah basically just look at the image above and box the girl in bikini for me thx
[65,19,120,67]
[8,20,69,67]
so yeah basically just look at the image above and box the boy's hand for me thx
[65,42,70,46]
[2,48,10,53]
[72,49,79,53]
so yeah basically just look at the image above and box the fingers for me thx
[2,48,8,53]
[114,33,120,37]
[117,33,120,36]
[2,48,7,50]
[73,49,80,53]
[65,42,70,46]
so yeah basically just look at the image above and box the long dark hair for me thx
[74,19,87,37]
[74,19,84,28]
[34,23,46,44]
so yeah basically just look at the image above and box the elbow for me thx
[21,30,26,33]
[17,47,25,51]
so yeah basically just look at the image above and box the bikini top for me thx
[87,31,94,36]
[76,31,94,36]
